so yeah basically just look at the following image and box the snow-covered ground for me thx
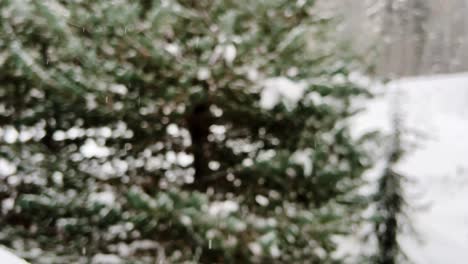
[356,73,468,263]
[0,246,29,264]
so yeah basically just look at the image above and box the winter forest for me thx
[1,0,467,263]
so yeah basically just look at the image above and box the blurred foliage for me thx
[0,0,374,263]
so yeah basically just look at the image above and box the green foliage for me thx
[0,0,373,263]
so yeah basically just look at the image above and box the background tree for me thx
[332,0,467,77]
[373,100,409,264]
[0,0,373,263]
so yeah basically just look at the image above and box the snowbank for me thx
[0,247,29,264]
[355,73,468,264]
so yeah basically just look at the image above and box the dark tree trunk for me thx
[186,102,212,190]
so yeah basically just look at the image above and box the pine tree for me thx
[1,0,373,263]
[373,100,408,264]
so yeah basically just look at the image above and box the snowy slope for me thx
[0,246,29,264]
[355,73,468,263]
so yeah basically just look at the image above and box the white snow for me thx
[91,253,122,264]
[0,247,29,264]
[269,244,281,258]
[255,194,269,207]
[353,73,468,263]
[166,123,179,136]
[43,0,70,18]
[248,242,262,256]
[80,139,111,158]
[177,152,194,167]
[3,126,19,143]
[208,44,236,66]
[209,125,226,135]
[208,160,220,171]
[109,84,128,95]
[197,67,211,80]
[290,149,314,177]
[0,158,16,178]
[164,43,180,56]
[260,77,306,110]
[89,191,116,206]
[223,44,237,65]
[208,200,239,217]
